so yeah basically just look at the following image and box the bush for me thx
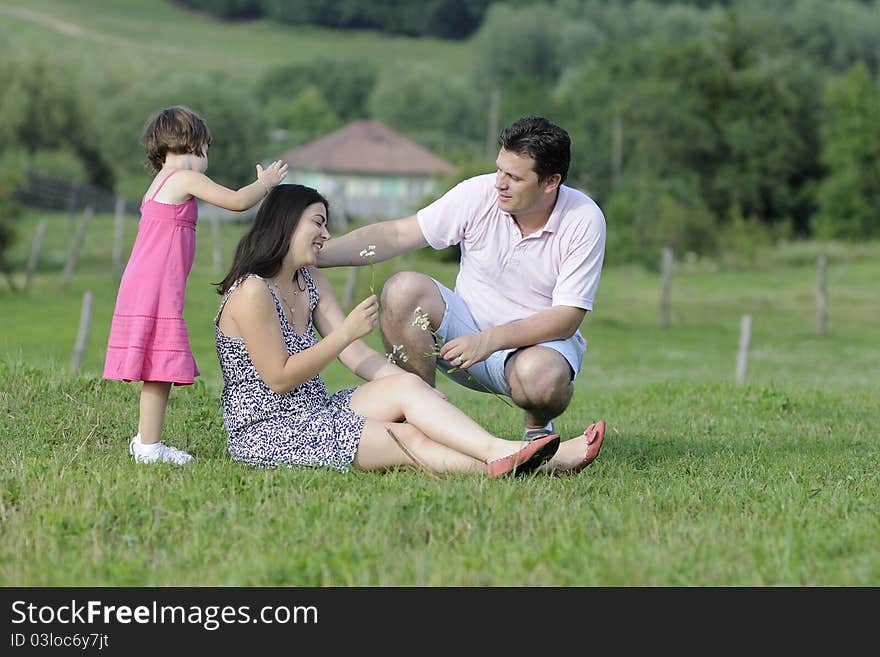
[259,59,378,123]
[266,86,342,148]
[368,64,483,146]
[814,63,880,240]
[604,176,718,268]
[0,168,25,285]
[0,51,114,189]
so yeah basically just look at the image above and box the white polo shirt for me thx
[416,173,606,333]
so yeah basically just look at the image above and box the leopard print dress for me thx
[214,270,365,470]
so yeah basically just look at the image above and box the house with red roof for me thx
[277,120,456,225]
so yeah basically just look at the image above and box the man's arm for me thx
[439,306,587,370]
[317,215,428,267]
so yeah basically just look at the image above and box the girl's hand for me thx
[256,160,289,191]
[342,295,379,342]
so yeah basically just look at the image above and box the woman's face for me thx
[288,202,330,266]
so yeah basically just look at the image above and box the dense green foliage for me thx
[814,63,880,240]
[0,53,113,188]
[257,58,378,124]
[2,0,879,254]
[0,169,24,283]
[176,0,493,38]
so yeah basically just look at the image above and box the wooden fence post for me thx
[61,205,94,289]
[660,246,673,327]
[24,217,49,290]
[736,314,752,384]
[113,196,125,279]
[71,290,94,373]
[816,255,827,336]
[210,214,223,274]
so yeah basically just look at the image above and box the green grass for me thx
[0,0,472,81]
[2,209,879,585]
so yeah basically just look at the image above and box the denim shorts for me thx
[431,278,586,396]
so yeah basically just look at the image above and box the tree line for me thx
[1,0,878,269]
[174,0,495,38]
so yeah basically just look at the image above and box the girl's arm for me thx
[224,276,376,394]
[310,268,406,382]
[181,161,288,212]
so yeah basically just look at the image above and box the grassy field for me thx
[0,0,472,81]
[1,209,878,585]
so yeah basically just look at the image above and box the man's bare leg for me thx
[505,346,574,428]
[379,271,446,386]
[505,346,603,472]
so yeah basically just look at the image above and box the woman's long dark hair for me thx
[216,184,329,295]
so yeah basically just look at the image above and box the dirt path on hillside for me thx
[0,5,181,54]
[0,5,88,37]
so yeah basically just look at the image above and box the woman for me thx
[214,184,563,476]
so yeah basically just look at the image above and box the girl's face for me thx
[288,202,330,266]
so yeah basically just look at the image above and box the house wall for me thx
[289,171,443,223]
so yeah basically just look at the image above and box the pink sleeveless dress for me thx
[103,170,200,385]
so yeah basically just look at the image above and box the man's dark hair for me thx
[499,116,571,184]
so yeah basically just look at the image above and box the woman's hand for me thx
[342,295,379,342]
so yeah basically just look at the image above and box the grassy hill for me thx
[0,0,473,81]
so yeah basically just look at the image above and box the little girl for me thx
[104,106,288,464]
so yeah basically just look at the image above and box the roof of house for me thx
[277,120,456,176]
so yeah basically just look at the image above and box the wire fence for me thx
[13,171,140,217]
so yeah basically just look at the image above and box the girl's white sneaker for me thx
[129,435,193,465]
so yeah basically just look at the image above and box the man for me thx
[318,116,606,473]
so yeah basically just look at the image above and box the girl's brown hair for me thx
[142,106,213,173]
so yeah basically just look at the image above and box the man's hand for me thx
[439,331,495,370]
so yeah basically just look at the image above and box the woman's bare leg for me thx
[139,381,171,444]
[353,420,483,473]
[348,373,529,463]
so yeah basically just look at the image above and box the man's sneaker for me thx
[129,436,193,465]
[524,420,556,441]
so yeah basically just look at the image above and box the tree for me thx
[0,168,24,288]
[266,86,342,147]
[0,52,114,189]
[368,64,483,152]
[814,63,880,239]
[556,15,824,235]
[603,175,718,267]
[474,2,572,84]
[259,59,377,122]
[174,0,263,19]
[261,0,491,38]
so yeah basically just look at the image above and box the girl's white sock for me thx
[133,433,161,453]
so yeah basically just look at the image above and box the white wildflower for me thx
[360,244,378,295]
[412,307,433,332]
[386,343,409,364]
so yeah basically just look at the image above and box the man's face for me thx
[494,148,554,216]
